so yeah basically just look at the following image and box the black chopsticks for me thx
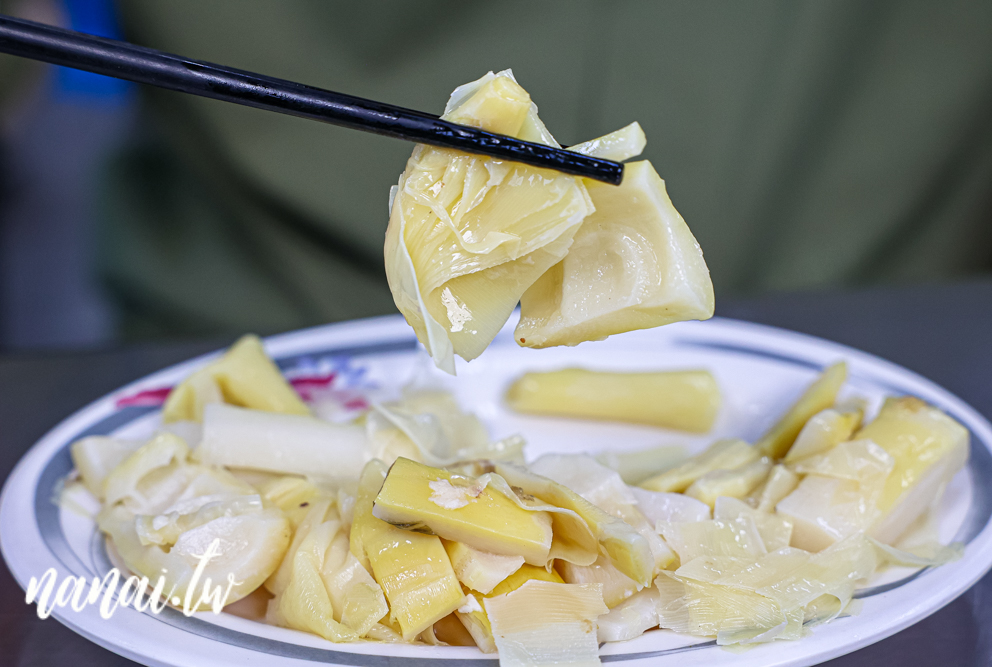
[0,15,623,185]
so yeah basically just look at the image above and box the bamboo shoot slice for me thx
[373,458,553,566]
[784,407,863,463]
[198,403,366,478]
[444,540,524,595]
[384,70,592,373]
[484,581,608,667]
[164,335,308,421]
[495,462,653,586]
[855,397,969,544]
[684,457,772,507]
[515,160,714,350]
[456,564,564,654]
[506,368,720,432]
[756,362,847,459]
[638,439,758,493]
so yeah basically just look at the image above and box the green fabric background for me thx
[100,0,992,338]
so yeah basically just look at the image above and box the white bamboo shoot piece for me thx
[198,403,366,478]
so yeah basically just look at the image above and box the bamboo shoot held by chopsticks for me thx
[505,368,720,432]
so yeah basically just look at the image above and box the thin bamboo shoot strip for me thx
[506,368,720,432]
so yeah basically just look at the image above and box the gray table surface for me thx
[2,279,991,666]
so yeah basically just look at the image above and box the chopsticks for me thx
[0,15,624,185]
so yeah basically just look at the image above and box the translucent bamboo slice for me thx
[321,532,389,637]
[103,433,190,507]
[384,70,593,373]
[99,499,290,612]
[70,436,144,501]
[567,122,647,162]
[777,439,895,551]
[515,160,714,349]
[484,581,608,667]
[266,521,358,642]
[455,563,564,654]
[713,497,793,552]
[596,586,661,643]
[597,445,687,486]
[528,454,675,572]
[257,476,328,529]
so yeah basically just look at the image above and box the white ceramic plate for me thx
[3,315,992,667]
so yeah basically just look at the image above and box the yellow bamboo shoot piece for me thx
[372,458,553,566]
[685,457,773,508]
[267,521,358,642]
[756,362,847,459]
[515,159,714,349]
[784,407,863,463]
[855,397,969,544]
[163,334,308,422]
[162,368,223,423]
[351,461,464,640]
[638,439,759,493]
[505,368,720,432]
[258,476,327,529]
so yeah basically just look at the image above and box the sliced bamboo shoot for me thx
[684,457,772,507]
[444,540,525,594]
[783,407,863,463]
[495,462,653,586]
[164,335,308,421]
[198,403,366,478]
[638,439,758,493]
[350,461,464,640]
[855,397,969,544]
[372,458,553,566]
[505,368,719,432]
[756,362,847,459]
[384,70,592,373]
[455,564,564,654]
[749,464,799,513]
[484,581,608,667]
[515,160,714,349]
